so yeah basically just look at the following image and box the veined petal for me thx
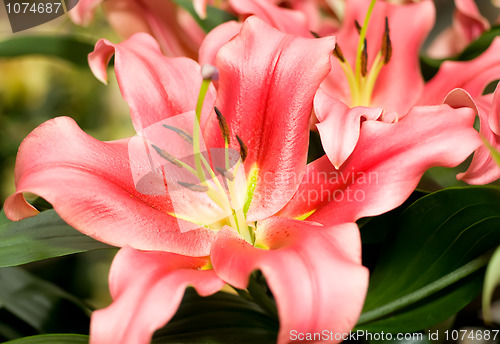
[205,16,335,221]
[88,33,215,132]
[199,21,241,66]
[458,87,500,184]
[419,38,500,106]
[211,219,368,344]
[229,0,311,37]
[3,117,216,256]
[91,247,224,344]
[279,104,480,224]
[315,90,383,168]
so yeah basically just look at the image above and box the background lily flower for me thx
[427,0,489,59]
[5,17,371,344]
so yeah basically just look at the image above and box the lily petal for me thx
[88,33,215,132]
[229,0,311,37]
[457,87,500,184]
[279,104,480,223]
[419,38,500,106]
[3,117,216,256]
[91,247,224,344]
[211,219,368,344]
[315,90,383,168]
[68,0,103,25]
[205,16,335,221]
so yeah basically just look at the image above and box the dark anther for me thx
[151,144,183,168]
[361,39,368,77]
[333,44,345,63]
[310,31,320,38]
[215,166,235,181]
[381,17,392,64]
[236,135,248,162]
[214,107,231,144]
[178,181,209,192]
[162,124,193,145]
[354,20,362,34]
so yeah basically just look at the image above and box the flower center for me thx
[334,0,392,107]
[148,67,255,245]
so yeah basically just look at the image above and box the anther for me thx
[201,64,219,81]
[381,17,392,64]
[214,107,231,144]
[177,181,209,192]
[333,44,345,63]
[310,31,320,38]
[236,135,248,162]
[163,124,193,145]
[354,20,362,34]
[151,144,183,168]
[361,39,368,77]
[215,166,235,181]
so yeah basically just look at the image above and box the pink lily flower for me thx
[455,85,500,184]
[4,15,480,344]
[311,0,500,171]
[427,0,489,59]
[5,17,368,343]
[70,0,205,59]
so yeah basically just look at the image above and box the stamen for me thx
[354,20,362,34]
[333,44,345,63]
[215,166,235,181]
[177,181,209,192]
[163,124,193,145]
[151,144,183,168]
[382,17,392,64]
[310,31,321,38]
[361,39,368,77]
[214,107,231,144]
[236,135,248,162]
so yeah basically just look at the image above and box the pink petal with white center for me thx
[89,33,215,132]
[91,247,224,344]
[229,0,311,37]
[204,17,335,221]
[211,218,368,344]
[315,90,383,168]
[456,87,500,184]
[3,117,216,256]
[279,104,480,223]
[419,38,500,106]
[199,21,241,66]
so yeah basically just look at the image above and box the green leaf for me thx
[357,186,500,332]
[482,245,500,323]
[0,267,90,334]
[172,0,237,33]
[3,334,89,344]
[0,209,113,268]
[152,288,278,343]
[0,36,94,67]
